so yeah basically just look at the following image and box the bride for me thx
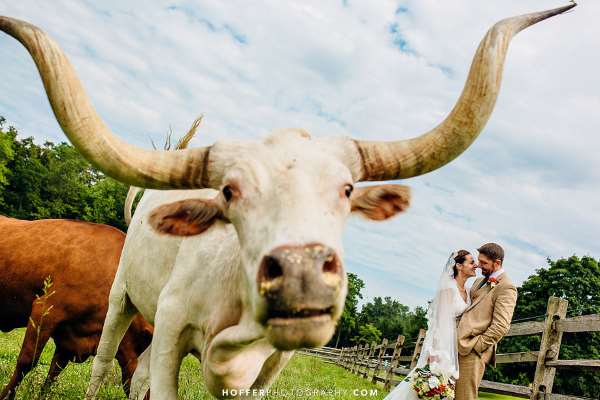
[384,250,476,400]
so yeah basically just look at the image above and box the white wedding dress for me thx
[384,254,471,400]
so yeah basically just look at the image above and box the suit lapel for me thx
[477,278,488,290]
[471,277,486,296]
[465,280,493,313]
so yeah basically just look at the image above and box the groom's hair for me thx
[478,242,504,264]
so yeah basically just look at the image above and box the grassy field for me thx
[1,329,519,399]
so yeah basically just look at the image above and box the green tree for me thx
[352,323,382,345]
[0,116,127,231]
[37,142,95,219]
[331,272,365,348]
[0,135,48,219]
[0,117,16,204]
[358,296,409,340]
[356,296,428,342]
[402,305,428,340]
[487,256,600,398]
[83,177,129,231]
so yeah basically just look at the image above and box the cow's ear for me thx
[148,198,228,236]
[350,184,411,221]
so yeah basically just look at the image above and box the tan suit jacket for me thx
[457,272,517,366]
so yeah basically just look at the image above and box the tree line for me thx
[328,272,428,349]
[1,118,597,397]
[0,116,129,231]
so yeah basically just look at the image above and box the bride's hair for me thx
[453,249,471,278]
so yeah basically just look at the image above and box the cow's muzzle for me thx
[257,243,343,350]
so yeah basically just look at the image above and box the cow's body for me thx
[0,216,152,400]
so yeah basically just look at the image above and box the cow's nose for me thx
[257,243,342,297]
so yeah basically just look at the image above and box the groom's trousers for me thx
[455,352,488,400]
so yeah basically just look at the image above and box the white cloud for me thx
[1,0,598,309]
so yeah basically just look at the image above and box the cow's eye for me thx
[344,184,354,198]
[222,185,234,202]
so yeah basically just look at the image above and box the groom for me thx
[455,243,517,399]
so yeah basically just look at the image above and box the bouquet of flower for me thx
[405,365,456,400]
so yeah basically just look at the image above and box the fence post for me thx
[357,344,367,375]
[362,342,376,378]
[410,329,427,369]
[337,347,344,366]
[345,346,350,370]
[351,345,360,374]
[362,344,369,375]
[346,347,354,371]
[345,346,350,369]
[372,338,388,384]
[531,296,568,400]
[384,335,405,391]
[352,344,360,374]
[351,345,359,373]
[354,343,367,375]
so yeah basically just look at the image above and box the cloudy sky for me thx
[1,1,598,309]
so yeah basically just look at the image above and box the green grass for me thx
[1,329,521,399]
[478,393,523,400]
[0,329,127,399]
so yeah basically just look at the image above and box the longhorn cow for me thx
[0,4,576,399]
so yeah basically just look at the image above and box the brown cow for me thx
[0,216,152,400]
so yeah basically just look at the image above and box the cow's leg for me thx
[129,345,151,400]
[149,299,187,400]
[85,281,137,400]
[117,346,138,397]
[116,342,144,398]
[0,305,57,400]
[40,347,73,396]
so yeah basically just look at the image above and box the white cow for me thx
[118,144,411,400]
[0,4,575,399]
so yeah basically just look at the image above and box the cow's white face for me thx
[149,130,411,349]
[218,130,353,256]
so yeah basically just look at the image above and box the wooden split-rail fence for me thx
[299,296,600,400]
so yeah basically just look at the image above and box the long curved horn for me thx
[352,3,576,181]
[0,17,213,189]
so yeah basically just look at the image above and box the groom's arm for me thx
[473,285,517,356]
